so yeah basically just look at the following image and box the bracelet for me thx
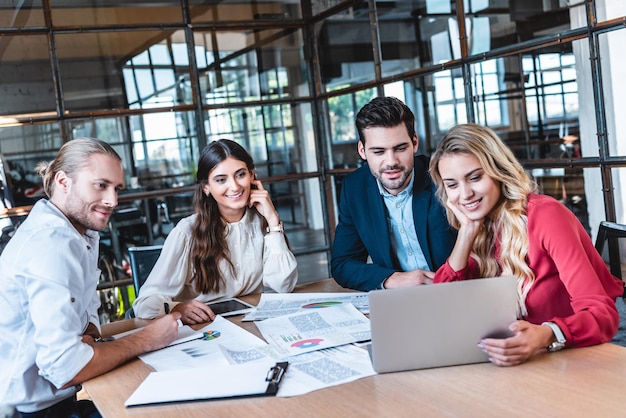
[94,336,114,343]
[266,221,284,233]
[541,322,566,352]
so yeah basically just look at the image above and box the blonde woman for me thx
[429,123,623,366]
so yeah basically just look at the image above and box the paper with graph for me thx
[254,303,371,357]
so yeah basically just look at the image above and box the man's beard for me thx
[375,165,410,192]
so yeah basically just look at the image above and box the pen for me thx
[164,303,170,315]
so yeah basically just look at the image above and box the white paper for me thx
[254,303,371,357]
[128,307,375,402]
[218,343,376,397]
[138,315,267,371]
[125,360,277,407]
[277,344,376,397]
[242,292,369,321]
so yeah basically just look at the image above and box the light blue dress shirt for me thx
[378,173,429,274]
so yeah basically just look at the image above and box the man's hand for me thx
[140,313,182,352]
[64,312,182,388]
[383,269,434,288]
[82,322,100,343]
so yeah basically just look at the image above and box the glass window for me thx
[123,31,193,109]
[469,42,587,162]
[310,0,350,17]
[317,5,377,93]
[0,3,45,27]
[327,90,376,169]
[472,59,503,127]
[611,168,626,225]
[375,1,422,77]
[462,1,583,57]
[190,0,302,22]
[296,252,330,284]
[0,122,62,206]
[0,122,61,157]
[55,31,192,112]
[195,29,309,105]
[600,29,626,158]
[275,177,328,281]
[68,116,128,144]
[0,35,55,117]
[269,178,321,231]
[66,117,133,181]
[599,0,626,22]
[413,69,468,143]
[205,102,316,177]
[420,9,462,65]
[269,175,326,234]
[367,76,462,154]
[530,165,592,232]
[129,111,198,188]
[599,29,626,234]
[67,112,197,189]
[50,1,183,25]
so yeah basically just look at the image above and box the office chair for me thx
[595,221,626,296]
[125,245,163,318]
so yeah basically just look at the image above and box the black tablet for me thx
[206,298,255,317]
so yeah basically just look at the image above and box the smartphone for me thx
[206,298,255,317]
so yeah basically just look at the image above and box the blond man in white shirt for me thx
[0,138,181,417]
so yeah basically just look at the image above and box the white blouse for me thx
[133,208,298,318]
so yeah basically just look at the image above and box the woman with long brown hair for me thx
[133,139,298,324]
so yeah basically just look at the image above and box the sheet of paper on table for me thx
[242,292,369,321]
[254,303,371,357]
[219,343,377,398]
[125,360,279,406]
[138,315,267,371]
[131,307,375,399]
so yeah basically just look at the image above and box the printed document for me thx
[125,360,278,406]
[220,343,376,397]
[138,315,266,371]
[254,303,371,357]
[243,292,369,321]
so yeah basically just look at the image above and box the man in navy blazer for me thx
[331,97,456,291]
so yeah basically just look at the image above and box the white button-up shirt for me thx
[0,199,99,413]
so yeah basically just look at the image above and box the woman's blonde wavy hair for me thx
[429,123,538,317]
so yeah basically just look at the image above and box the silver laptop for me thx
[368,276,518,373]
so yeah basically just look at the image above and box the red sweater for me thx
[434,193,624,347]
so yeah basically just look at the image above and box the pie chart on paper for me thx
[202,330,221,340]
[291,338,324,349]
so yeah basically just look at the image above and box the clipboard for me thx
[125,361,288,407]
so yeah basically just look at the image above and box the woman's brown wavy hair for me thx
[191,139,256,294]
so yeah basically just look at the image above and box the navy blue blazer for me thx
[331,155,457,291]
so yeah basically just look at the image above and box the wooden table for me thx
[84,280,626,417]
